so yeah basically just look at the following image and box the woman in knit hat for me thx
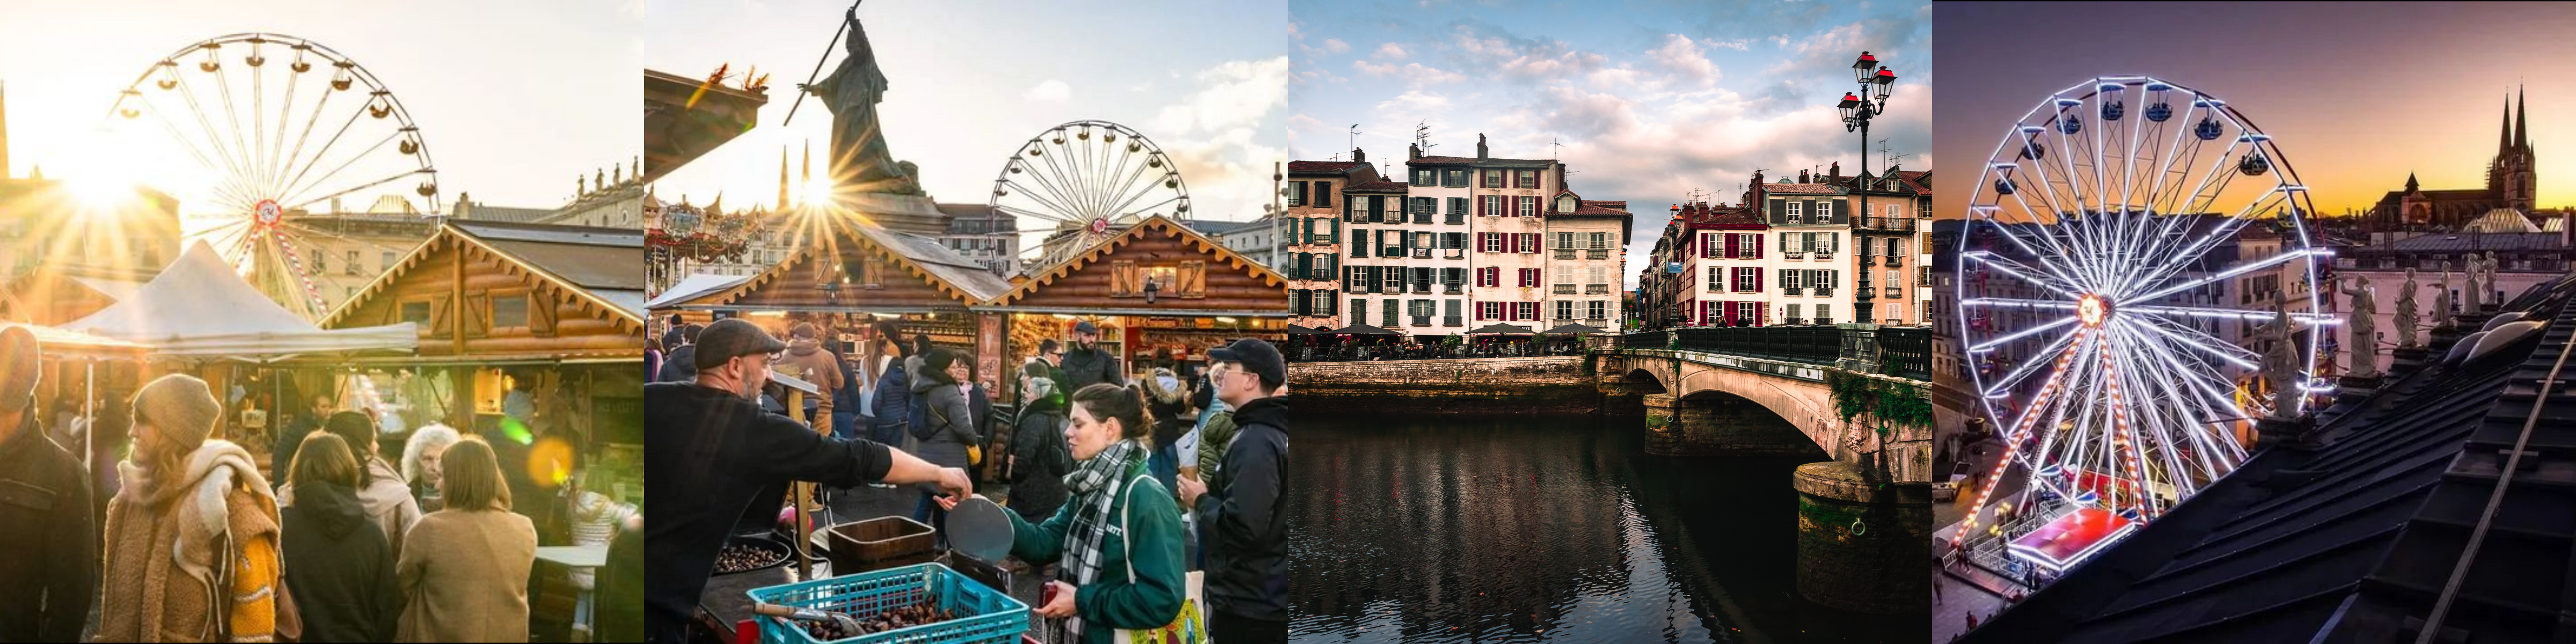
[396,436,537,642]
[97,374,285,642]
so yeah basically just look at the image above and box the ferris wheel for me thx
[1953,76,2334,546]
[101,33,438,319]
[987,120,1191,273]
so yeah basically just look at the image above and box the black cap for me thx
[694,318,789,370]
[1074,320,1099,334]
[1207,338,1284,388]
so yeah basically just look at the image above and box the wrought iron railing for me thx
[1587,250,1609,260]
[1286,342,1591,362]
[1554,284,1576,294]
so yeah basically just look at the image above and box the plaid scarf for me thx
[1058,437,1145,636]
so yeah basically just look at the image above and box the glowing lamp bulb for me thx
[2077,294,2111,327]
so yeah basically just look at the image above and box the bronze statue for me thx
[802,6,910,194]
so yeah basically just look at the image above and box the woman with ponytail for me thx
[941,383,1189,642]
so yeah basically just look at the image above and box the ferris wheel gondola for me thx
[1953,76,2332,552]
[100,33,438,319]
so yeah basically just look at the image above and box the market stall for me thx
[664,213,1011,386]
[979,215,1290,382]
[317,219,645,641]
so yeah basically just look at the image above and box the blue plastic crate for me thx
[748,562,1030,644]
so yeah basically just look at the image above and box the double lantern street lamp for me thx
[1838,52,1897,324]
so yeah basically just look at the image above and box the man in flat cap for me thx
[0,326,94,642]
[645,319,971,644]
[1058,320,1125,391]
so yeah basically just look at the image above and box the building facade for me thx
[1759,171,1855,325]
[1834,163,1933,325]
[1285,155,1380,329]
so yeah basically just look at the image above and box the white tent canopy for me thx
[64,241,418,358]
[645,273,751,310]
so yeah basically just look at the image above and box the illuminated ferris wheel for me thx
[1952,76,2334,554]
[101,33,438,319]
[987,120,1192,274]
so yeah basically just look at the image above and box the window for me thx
[1481,301,1501,320]
[313,250,326,273]
[1516,302,1537,321]
[1733,267,1758,292]
[1885,303,1902,324]
[1738,301,1760,324]
[1482,195,1503,217]
[493,293,530,328]
[1482,232,1502,253]
[1816,304,1831,322]
[1785,201,1803,222]
[1886,203,1901,218]
[1444,232,1466,249]
[1412,196,1436,216]
[382,251,397,272]
[1518,196,1538,217]
[1413,169,1435,186]
[1785,303,1801,320]
[1589,232,1608,249]
[1414,231,1435,251]
[1516,170,1538,189]
[1289,181,1306,206]
[1445,169,1467,187]
[1554,300,1574,320]
[399,300,431,325]
[1557,195,1576,213]
[1518,233,1539,253]
[1382,299,1400,327]
[1350,298,1367,321]
[1351,229,1370,258]
[1482,169,1502,187]
[1557,232,1576,250]
[346,250,361,276]
[1588,266,1605,285]
[1706,266,1721,292]
[1315,182,1331,207]
[1589,300,1606,319]
[1444,299,1461,324]
[1447,197,1468,223]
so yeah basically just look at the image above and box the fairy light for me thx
[1955,327,2089,546]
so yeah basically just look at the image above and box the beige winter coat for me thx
[394,508,537,642]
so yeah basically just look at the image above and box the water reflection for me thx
[1289,414,1924,643]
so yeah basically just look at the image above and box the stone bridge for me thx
[1600,349,1934,485]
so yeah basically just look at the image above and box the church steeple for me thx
[2501,94,2514,155]
[2406,172,2419,193]
[2515,85,2529,151]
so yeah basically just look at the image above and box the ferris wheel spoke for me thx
[999,179,1088,224]
[1970,208,2089,290]
[2123,303,2333,323]
[208,57,261,195]
[166,67,259,187]
[2120,190,2290,296]
[269,79,341,200]
[1968,314,2080,353]
[2119,314,2259,370]
[277,92,378,207]
[2109,328,2241,487]
[2122,238,2315,302]
[995,203,1084,229]
[1100,150,1158,219]
[280,129,402,208]
[1979,323,2084,397]
[284,167,428,213]
[1005,162,1087,220]
[260,54,303,199]
[1963,252,2086,299]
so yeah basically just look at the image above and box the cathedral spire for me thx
[2501,94,2514,155]
[2516,85,2529,151]
[2406,172,2419,193]
[778,145,791,211]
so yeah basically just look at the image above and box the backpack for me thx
[910,388,943,442]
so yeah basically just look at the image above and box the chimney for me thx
[1476,134,1489,160]
[1351,147,1366,163]
[1798,169,1810,184]
[1830,162,1841,181]
[1409,143,1422,160]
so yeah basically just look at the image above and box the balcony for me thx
[1413,283,1436,294]
[1784,252,1804,260]
[1813,251,1834,261]
[1381,246,1402,257]
[1585,319,1609,328]
[1554,284,1577,295]
[1885,255,1903,268]
[1411,316,1432,327]
[1813,317,1833,325]
[1554,249,1576,259]
[1587,249,1609,260]
[1859,217,1918,232]
[1446,214,1465,225]
[1782,287,1804,296]
[1705,283,1721,293]
[1444,248,1466,260]
[1586,284,1610,295]
[1444,317,1463,327]
[1412,248,1431,259]
[1883,286,1904,299]
[1918,276,1933,287]
[1812,288,1835,298]
[1856,286,1875,298]
[1444,284,1463,295]
[1861,255,1877,267]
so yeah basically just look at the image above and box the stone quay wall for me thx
[1289,355,1604,414]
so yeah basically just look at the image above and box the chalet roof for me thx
[993,215,1283,306]
[1963,273,2576,643]
[845,224,1014,302]
[322,221,648,330]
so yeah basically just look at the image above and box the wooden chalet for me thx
[981,215,1290,375]
[662,212,1011,367]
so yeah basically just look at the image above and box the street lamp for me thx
[1840,51,1897,324]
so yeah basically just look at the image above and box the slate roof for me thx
[2370,232,2569,253]
[1761,182,1847,195]
[1964,273,2576,643]
[1344,180,1410,193]
[1287,160,1370,174]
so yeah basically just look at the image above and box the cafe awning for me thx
[1327,323,1401,335]
[1466,324,1534,335]
[1540,323,1611,335]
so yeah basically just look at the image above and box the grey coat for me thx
[909,371,980,473]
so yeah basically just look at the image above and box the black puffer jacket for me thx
[1198,395,1289,622]
[281,480,402,643]
[0,417,94,642]
[1007,397,1072,522]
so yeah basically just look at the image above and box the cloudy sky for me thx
[1290,0,1931,287]
[648,0,1288,229]
[0,0,639,230]
[1938,2,2576,217]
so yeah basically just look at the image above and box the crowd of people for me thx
[645,316,1290,643]
[0,326,639,642]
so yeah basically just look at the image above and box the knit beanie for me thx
[134,374,221,450]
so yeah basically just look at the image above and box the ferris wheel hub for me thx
[2078,294,2113,327]
[254,200,284,228]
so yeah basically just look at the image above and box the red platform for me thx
[2008,507,2139,573]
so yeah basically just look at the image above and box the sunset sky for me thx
[1938,2,2576,218]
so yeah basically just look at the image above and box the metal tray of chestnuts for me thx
[714,532,795,575]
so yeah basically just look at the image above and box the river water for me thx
[1287,414,1926,643]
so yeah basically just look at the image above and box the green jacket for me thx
[1006,460,1187,641]
[1195,411,1239,494]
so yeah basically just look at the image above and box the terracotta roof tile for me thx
[1761,183,1846,195]
[1287,160,1370,173]
[1345,180,1410,193]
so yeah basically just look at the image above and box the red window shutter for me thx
[1724,234,1739,259]
[1723,301,1737,326]
[1751,233,1764,259]
[1755,267,1765,292]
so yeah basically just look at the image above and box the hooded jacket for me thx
[280,457,422,555]
[869,356,911,442]
[909,365,979,471]
[1141,369,1190,449]
[656,345,698,383]
[97,440,282,643]
[281,480,401,643]
[1007,384,1072,522]
[1198,395,1289,623]
[779,338,845,398]
[0,414,94,642]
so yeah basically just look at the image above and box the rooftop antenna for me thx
[1877,137,1912,170]
[1414,120,1436,150]
[1348,123,1362,152]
